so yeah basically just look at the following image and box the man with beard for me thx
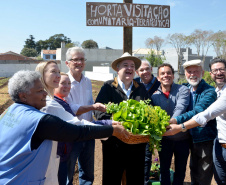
[169,59,217,185]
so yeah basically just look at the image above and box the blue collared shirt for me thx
[117,77,133,99]
[140,76,156,91]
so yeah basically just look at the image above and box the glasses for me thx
[70,58,87,63]
[211,68,226,75]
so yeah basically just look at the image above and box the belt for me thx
[221,143,226,148]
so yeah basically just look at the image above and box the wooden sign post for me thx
[123,0,132,54]
[86,2,170,54]
[86,2,170,184]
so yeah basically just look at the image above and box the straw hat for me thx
[111,52,141,71]
[183,59,203,69]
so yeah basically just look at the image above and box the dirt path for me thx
[87,140,217,185]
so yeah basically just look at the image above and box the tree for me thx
[81,39,98,49]
[188,29,213,62]
[47,34,72,50]
[20,47,38,57]
[65,41,81,48]
[24,35,36,49]
[146,50,164,67]
[211,30,226,59]
[36,40,49,54]
[167,33,189,73]
[145,36,164,54]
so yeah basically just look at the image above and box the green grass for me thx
[0,78,9,86]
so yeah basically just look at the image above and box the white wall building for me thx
[164,47,213,74]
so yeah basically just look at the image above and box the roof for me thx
[42,50,56,54]
[133,48,161,55]
[0,51,36,61]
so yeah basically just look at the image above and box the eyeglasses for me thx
[211,68,226,75]
[70,58,87,63]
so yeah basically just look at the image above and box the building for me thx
[56,43,123,73]
[41,50,56,60]
[164,47,213,74]
[0,51,60,77]
[133,48,161,58]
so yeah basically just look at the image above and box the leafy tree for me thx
[81,39,98,49]
[47,34,72,50]
[65,41,81,48]
[24,35,36,49]
[146,50,164,67]
[20,47,38,57]
[36,40,49,54]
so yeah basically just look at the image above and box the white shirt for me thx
[66,73,94,121]
[117,77,133,99]
[193,84,226,143]
[41,96,96,185]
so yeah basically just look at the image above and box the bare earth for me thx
[0,80,217,185]
[72,139,217,185]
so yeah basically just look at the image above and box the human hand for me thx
[112,125,129,140]
[112,121,121,125]
[163,124,182,136]
[169,118,177,124]
[93,103,106,112]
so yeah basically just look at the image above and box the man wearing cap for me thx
[169,59,217,185]
[135,59,160,185]
[94,52,148,185]
[164,58,226,185]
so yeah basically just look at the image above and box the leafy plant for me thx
[106,99,170,152]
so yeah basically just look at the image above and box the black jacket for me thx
[94,77,148,120]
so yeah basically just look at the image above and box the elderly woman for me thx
[0,70,128,185]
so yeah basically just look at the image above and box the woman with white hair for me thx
[0,70,128,185]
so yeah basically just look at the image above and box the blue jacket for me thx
[151,83,190,140]
[175,79,217,143]
[135,75,160,98]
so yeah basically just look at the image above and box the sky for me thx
[1,0,226,57]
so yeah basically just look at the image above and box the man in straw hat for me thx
[169,59,217,185]
[94,52,149,185]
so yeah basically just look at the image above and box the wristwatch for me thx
[181,123,187,132]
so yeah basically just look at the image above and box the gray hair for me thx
[8,70,41,102]
[66,47,85,61]
[141,59,151,67]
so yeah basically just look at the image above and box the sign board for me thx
[86,2,170,28]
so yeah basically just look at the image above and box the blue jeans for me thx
[213,138,226,185]
[67,140,95,185]
[159,138,190,185]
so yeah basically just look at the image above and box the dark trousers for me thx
[102,138,146,185]
[144,143,152,185]
[213,138,226,185]
[190,140,214,185]
[159,138,190,185]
